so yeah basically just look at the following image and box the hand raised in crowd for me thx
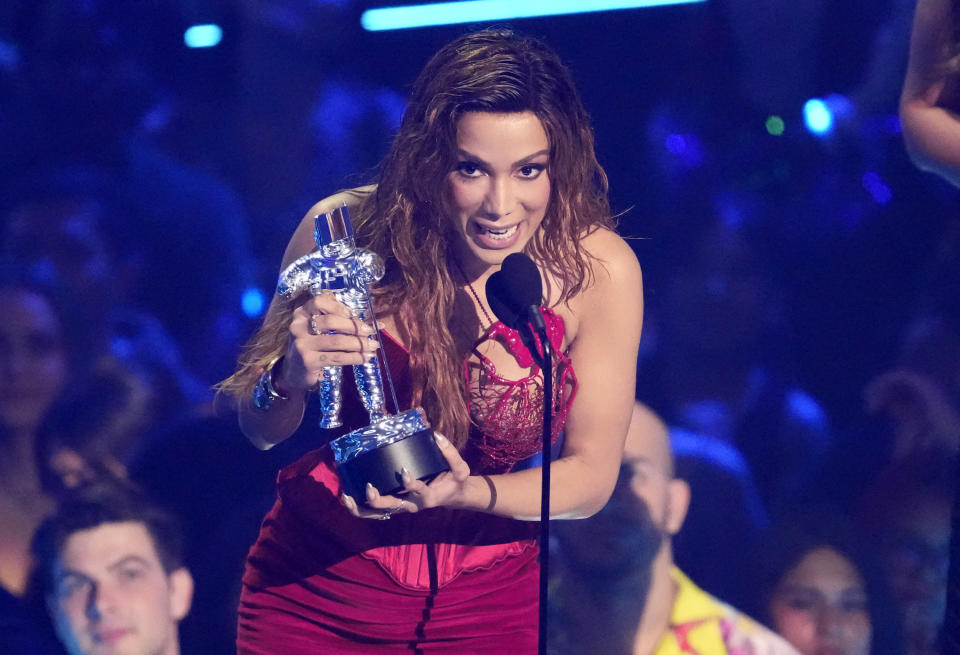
[865,368,960,456]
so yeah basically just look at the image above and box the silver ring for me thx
[378,500,407,520]
[309,314,320,335]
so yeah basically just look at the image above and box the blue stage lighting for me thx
[242,287,266,318]
[861,172,893,206]
[184,24,223,48]
[803,98,833,136]
[361,0,707,32]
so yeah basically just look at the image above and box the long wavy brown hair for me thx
[221,29,613,449]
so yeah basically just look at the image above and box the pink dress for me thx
[237,310,576,654]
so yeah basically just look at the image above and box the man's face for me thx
[556,406,689,579]
[621,406,688,540]
[49,522,192,655]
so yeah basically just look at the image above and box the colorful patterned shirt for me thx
[654,568,799,655]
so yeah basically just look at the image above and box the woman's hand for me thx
[340,432,474,519]
[274,291,379,396]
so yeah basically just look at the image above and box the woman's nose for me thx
[816,605,845,638]
[481,178,514,219]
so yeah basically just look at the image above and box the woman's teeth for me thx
[478,224,518,240]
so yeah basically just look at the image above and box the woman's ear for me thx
[664,478,691,536]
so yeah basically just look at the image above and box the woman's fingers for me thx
[340,487,418,519]
[341,493,392,519]
[338,435,473,519]
[306,290,354,318]
[398,468,430,502]
[291,305,374,339]
[278,291,380,392]
[433,432,471,481]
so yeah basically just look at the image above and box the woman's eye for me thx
[780,593,818,611]
[455,162,483,177]
[518,165,544,179]
[841,595,869,613]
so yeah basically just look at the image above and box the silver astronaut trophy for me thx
[277,205,448,502]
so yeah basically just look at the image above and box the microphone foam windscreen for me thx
[500,253,543,307]
[485,271,520,329]
[484,253,542,329]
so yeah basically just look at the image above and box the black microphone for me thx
[485,252,547,339]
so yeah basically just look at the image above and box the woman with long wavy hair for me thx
[901,0,960,187]
[220,29,643,652]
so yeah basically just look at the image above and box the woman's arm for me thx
[360,228,643,519]
[900,0,960,187]
[238,190,378,450]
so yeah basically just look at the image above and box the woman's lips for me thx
[471,221,521,249]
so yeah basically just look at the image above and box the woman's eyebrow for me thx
[512,150,550,168]
[456,149,550,169]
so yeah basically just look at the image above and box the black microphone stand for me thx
[484,253,555,655]
[518,310,552,655]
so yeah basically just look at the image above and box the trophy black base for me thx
[336,428,450,502]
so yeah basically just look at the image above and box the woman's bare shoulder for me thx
[281,186,377,268]
[305,185,376,218]
[580,226,642,287]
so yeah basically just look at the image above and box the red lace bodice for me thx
[464,307,577,472]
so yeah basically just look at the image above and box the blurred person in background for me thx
[668,425,769,609]
[637,217,831,520]
[5,1,257,384]
[0,262,99,598]
[749,510,904,655]
[0,171,214,422]
[551,403,797,655]
[32,483,194,655]
[35,357,152,500]
[858,449,954,655]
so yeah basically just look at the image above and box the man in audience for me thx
[32,483,193,655]
[552,402,798,654]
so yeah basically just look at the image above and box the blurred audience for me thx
[0,176,215,420]
[551,403,797,654]
[858,449,954,655]
[638,218,831,519]
[864,368,960,458]
[669,426,769,607]
[35,357,152,500]
[32,482,194,655]
[5,0,257,384]
[0,262,96,598]
[749,510,904,655]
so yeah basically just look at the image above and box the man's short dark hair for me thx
[32,481,185,594]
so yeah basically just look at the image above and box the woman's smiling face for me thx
[444,111,551,278]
